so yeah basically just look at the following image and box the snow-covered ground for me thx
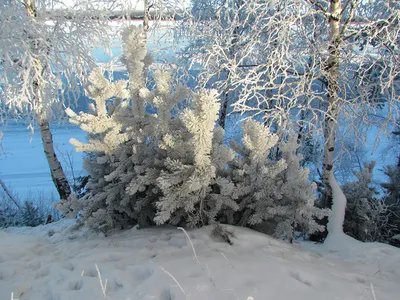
[1,220,399,300]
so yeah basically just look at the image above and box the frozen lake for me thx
[0,122,86,199]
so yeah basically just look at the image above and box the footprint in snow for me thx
[129,265,154,283]
[23,255,35,262]
[168,237,187,249]
[51,250,64,260]
[61,262,75,271]
[356,276,367,284]
[139,244,157,258]
[68,279,84,291]
[0,269,15,280]
[35,266,51,279]
[107,253,123,262]
[45,288,61,300]
[159,287,174,300]
[188,269,202,278]
[159,233,172,241]
[148,236,158,243]
[145,244,154,250]
[29,260,42,271]
[159,286,187,300]
[149,252,158,259]
[107,278,125,292]
[81,266,97,277]
[33,244,52,256]
[289,271,313,287]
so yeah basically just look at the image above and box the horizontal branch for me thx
[307,0,328,14]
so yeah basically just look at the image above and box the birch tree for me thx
[182,0,400,236]
[0,0,118,200]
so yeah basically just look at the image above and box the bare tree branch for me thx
[340,0,362,37]
[0,178,22,210]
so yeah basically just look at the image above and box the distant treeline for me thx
[41,9,184,21]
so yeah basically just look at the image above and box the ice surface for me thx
[0,122,86,199]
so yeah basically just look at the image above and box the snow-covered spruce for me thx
[381,159,400,243]
[154,89,238,227]
[61,27,327,239]
[342,161,393,242]
[225,123,328,239]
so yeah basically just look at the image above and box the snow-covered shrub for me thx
[61,31,149,230]
[64,26,325,237]
[342,161,392,242]
[63,27,236,232]
[154,90,238,227]
[382,160,400,208]
[381,158,400,243]
[21,201,43,227]
[0,203,19,228]
[1,189,58,228]
[211,223,235,245]
[226,122,328,240]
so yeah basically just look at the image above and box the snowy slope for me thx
[1,221,399,300]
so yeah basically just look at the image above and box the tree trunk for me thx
[218,0,243,129]
[322,0,345,234]
[25,0,71,201]
[143,0,149,32]
[219,73,230,129]
[37,115,71,200]
[25,0,37,17]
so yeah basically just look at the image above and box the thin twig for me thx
[177,227,200,264]
[10,292,19,300]
[95,264,107,298]
[370,283,377,300]
[0,178,22,210]
[221,252,235,269]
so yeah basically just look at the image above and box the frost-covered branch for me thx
[0,0,116,122]
[180,0,400,150]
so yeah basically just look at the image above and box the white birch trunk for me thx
[143,0,149,32]
[24,0,71,201]
[323,0,347,235]
[326,172,346,235]
[37,115,71,200]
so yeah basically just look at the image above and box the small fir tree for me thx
[381,158,400,240]
[154,90,238,227]
[342,161,390,242]
[21,201,42,227]
[228,121,328,239]
[63,27,235,231]
[382,158,400,208]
